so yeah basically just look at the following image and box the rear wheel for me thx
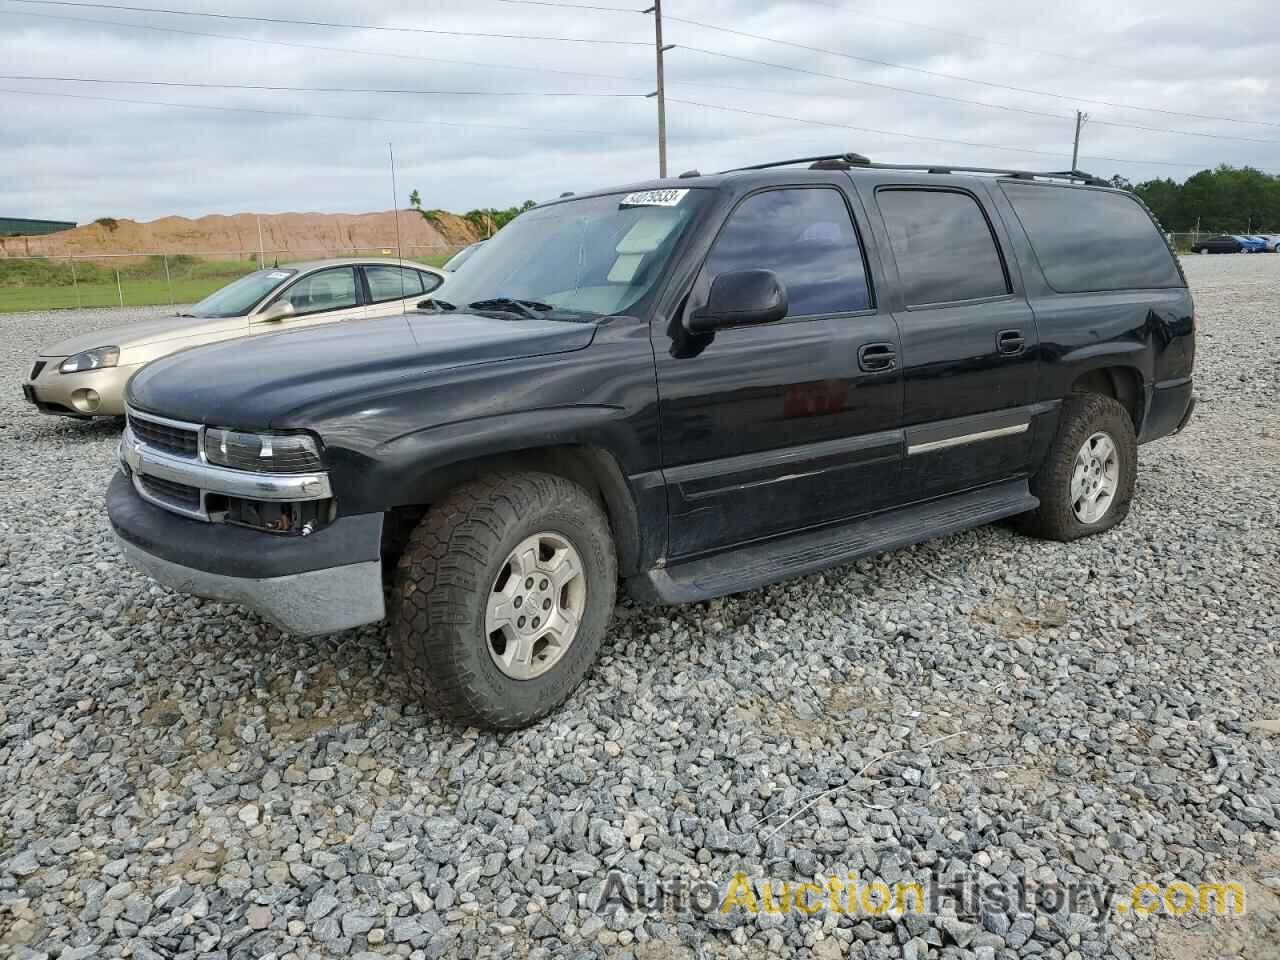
[389,471,617,729]
[1018,394,1137,541]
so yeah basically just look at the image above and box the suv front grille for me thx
[130,415,199,458]
[30,360,46,380]
[140,475,202,511]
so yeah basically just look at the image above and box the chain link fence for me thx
[0,245,468,313]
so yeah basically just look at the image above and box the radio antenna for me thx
[388,141,406,312]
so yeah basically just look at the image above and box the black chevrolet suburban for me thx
[109,154,1196,729]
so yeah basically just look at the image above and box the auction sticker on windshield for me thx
[620,189,689,208]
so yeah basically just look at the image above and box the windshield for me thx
[432,190,709,319]
[188,268,297,318]
[443,242,482,272]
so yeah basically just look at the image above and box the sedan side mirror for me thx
[686,269,788,334]
[258,300,295,322]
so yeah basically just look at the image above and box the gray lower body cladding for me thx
[107,471,385,635]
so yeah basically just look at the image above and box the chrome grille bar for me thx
[121,406,332,522]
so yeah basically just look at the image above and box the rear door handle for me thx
[997,329,1026,356]
[858,342,897,372]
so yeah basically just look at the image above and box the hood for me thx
[40,314,247,358]
[126,311,598,427]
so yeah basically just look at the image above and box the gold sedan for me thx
[21,258,444,418]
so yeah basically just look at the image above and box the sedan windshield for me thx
[433,190,709,319]
[188,268,296,318]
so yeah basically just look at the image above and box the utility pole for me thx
[1070,110,1088,171]
[644,1,674,178]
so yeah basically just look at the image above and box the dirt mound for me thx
[0,210,482,259]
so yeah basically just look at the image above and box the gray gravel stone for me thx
[2,259,1280,958]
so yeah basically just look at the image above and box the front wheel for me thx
[1017,394,1138,541]
[389,471,617,729]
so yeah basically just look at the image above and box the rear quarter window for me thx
[1000,182,1182,293]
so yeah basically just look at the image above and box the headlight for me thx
[60,346,119,374]
[204,428,324,474]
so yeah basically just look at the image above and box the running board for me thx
[630,480,1038,604]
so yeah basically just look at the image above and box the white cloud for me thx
[1,0,1276,221]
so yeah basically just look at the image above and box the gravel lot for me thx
[1,254,1278,960]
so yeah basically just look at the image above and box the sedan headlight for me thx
[204,428,324,474]
[60,346,119,374]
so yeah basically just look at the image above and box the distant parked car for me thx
[1246,235,1280,252]
[442,241,485,272]
[1190,235,1244,254]
[21,258,444,418]
[1236,235,1269,253]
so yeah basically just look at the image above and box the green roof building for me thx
[0,217,77,237]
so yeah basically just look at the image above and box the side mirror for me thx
[258,300,295,322]
[686,269,788,334]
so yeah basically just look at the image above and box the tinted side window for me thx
[278,267,359,315]
[365,265,424,302]
[704,188,871,317]
[877,189,1009,306]
[1001,182,1182,292]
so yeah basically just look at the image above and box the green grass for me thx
[0,278,245,312]
[0,253,456,313]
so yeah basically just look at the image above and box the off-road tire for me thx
[1017,394,1138,542]
[389,471,617,730]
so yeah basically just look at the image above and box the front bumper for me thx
[22,359,139,417]
[107,471,386,635]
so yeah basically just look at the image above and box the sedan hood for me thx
[127,311,598,427]
[40,314,247,358]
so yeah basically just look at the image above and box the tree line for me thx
[410,189,536,237]
[1113,166,1280,234]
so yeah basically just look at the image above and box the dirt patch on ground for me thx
[971,598,1071,638]
[1150,852,1280,960]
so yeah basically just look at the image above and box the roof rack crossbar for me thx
[720,153,869,173]
[718,154,1108,187]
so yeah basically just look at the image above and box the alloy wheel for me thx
[1071,431,1120,524]
[485,532,586,680]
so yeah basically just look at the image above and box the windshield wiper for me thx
[176,312,197,318]
[467,297,553,320]
[418,297,457,312]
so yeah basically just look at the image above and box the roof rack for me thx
[719,153,1109,187]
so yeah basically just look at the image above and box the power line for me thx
[0,75,644,97]
[489,0,638,9]
[12,7,1278,147]
[1,86,640,136]
[680,45,1073,122]
[5,2,1277,171]
[811,1,1143,79]
[5,0,652,44]
[2,9,646,86]
[664,14,1280,130]
[13,70,1279,150]
[677,47,1280,146]
[667,97,1273,171]
[1086,116,1280,146]
[667,96,1074,160]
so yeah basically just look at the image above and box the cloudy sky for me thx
[2,0,1277,222]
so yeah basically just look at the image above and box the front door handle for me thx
[858,342,897,372]
[997,329,1026,356]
